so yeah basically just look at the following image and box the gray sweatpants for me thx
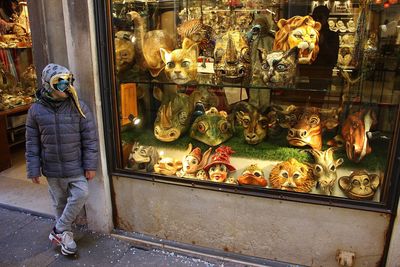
[46,175,89,232]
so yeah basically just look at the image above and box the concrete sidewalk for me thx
[0,207,297,267]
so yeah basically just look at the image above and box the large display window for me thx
[97,0,400,209]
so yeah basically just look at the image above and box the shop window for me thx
[101,0,400,208]
[0,0,35,171]
[0,0,35,110]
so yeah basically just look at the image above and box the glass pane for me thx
[0,0,36,111]
[110,0,400,204]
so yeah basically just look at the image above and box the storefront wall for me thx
[112,176,390,266]
[387,203,400,266]
[28,0,113,232]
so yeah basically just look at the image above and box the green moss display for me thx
[121,125,388,171]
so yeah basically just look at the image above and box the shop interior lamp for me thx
[128,114,141,125]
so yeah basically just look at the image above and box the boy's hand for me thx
[31,177,40,184]
[85,170,96,180]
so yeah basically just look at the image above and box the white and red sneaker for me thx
[49,228,77,255]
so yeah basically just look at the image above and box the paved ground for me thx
[0,207,295,267]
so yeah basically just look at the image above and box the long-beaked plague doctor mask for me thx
[49,73,86,118]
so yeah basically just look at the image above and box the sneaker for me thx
[49,229,77,255]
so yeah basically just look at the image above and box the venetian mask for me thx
[0,63,17,92]
[338,171,380,200]
[257,47,298,88]
[177,19,213,54]
[269,158,315,193]
[177,143,212,178]
[143,30,175,77]
[20,65,37,95]
[273,16,321,64]
[238,164,267,187]
[208,164,229,183]
[341,109,377,162]
[154,157,183,176]
[160,38,198,85]
[127,11,175,77]
[214,30,251,83]
[153,88,193,142]
[114,35,135,73]
[337,47,353,67]
[190,107,233,146]
[308,148,344,195]
[275,105,341,150]
[196,169,208,180]
[204,146,236,183]
[235,102,272,145]
[127,142,160,172]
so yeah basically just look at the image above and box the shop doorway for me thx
[0,0,52,216]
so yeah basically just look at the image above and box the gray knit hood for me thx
[41,63,71,93]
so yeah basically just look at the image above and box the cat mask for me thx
[258,47,298,88]
[160,39,198,85]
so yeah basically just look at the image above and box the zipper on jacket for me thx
[54,111,65,176]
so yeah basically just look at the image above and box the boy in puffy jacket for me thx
[25,63,98,256]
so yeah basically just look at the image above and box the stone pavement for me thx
[0,207,296,267]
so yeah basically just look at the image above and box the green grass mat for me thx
[121,125,389,171]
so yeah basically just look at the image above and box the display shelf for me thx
[126,126,388,169]
[330,12,352,16]
[0,104,31,172]
[117,78,334,92]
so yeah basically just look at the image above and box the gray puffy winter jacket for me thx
[25,97,98,178]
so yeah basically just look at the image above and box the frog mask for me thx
[190,107,233,146]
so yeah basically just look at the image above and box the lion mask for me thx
[269,158,315,193]
[273,16,321,64]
